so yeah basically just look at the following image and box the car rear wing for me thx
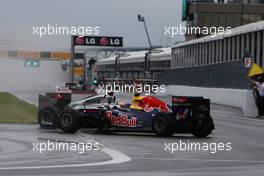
[38,92,71,111]
[172,96,210,116]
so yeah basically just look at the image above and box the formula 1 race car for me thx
[37,90,116,131]
[56,94,215,137]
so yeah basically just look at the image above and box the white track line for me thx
[0,134,131,170]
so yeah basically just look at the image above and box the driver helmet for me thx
[132,93,143,102]
[130,93,144,110]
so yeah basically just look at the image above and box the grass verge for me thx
[0,92,37,123]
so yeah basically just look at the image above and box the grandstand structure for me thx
[95,48,171,81]
[159,21,264,89]
[96,21,264,89]
[171,21,264,69]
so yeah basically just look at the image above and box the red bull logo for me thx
[105,111,137,127]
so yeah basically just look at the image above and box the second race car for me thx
[37,90,117,132]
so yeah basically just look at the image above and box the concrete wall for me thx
[157,85,258,117]
[0,58,70,93]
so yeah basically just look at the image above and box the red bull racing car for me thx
[39,92,215,137]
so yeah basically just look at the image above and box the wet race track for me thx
[0,97,264,176]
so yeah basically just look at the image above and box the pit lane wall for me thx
[157,61,257,117]
[0,57,70,93]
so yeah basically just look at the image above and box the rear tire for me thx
[190,115,214,137]
[59,109,80,133]
[152,113,173,137]
[38,107,60,128]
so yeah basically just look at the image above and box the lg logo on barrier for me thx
[74,36,123,47]
[75,36,85,45]
[99,37,109,46]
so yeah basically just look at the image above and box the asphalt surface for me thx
[0,96,264,176]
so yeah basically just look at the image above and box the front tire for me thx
[152,113,173,137]
[190,115,214,137]
[59,109,80,133]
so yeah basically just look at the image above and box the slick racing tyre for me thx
[38,107,60,128]
[152,113,174,137]
[59,109,80,133]
[190,115,214,138]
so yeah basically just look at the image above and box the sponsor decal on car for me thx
[143,104,154,112]
[143,103,171,113]
[105,111,137,127]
